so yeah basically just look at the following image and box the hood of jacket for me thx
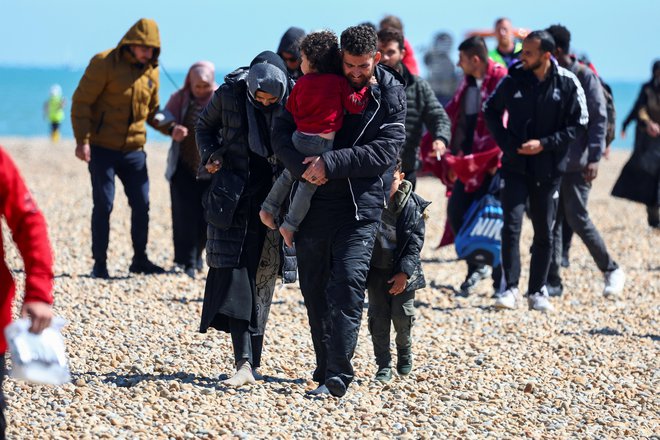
[390,179,413,215]
[246,51,291,109]
[277,27,306,58]
[116,18,161,65]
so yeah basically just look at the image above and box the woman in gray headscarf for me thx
[195,51,293,386]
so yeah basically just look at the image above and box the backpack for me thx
[454,193,503,268]
[577,62,616,147]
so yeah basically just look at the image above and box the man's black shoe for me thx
[129,258,165,275]
[91,262,110,279]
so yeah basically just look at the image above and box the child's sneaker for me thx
[396,349,413,376]
[603,267,625,298]
[374,367,392,382]
[494,287,520,309]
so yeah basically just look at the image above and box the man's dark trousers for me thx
[548,171,618,285]
[500,171,561,294]
[89,145,150,263]
[296,218,378,389]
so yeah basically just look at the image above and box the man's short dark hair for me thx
[380,15,403,31]
[340,25,378,56]
[458,36,488,63]
[494,17,510,27]
[546,24,571,53]
[300,30,341,74]
[394,157,403,173]
[525,30,556,54]
[377,27,404,51]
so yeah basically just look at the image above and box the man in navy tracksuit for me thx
[483,30,588,312]
[273,25,406,397]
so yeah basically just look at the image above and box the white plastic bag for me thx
[4,317,70,385]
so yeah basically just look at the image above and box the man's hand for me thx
[427,139,447,160]
[75,143,91,162]
[518,139,544,155]
[21,301,53,334]
[302,156,328,185]
[205,156,222,174]
[584,162,599,182]
[388,272,408,295]
[171,124,188,142]
[368,75,378,86]
[646,121,660,137]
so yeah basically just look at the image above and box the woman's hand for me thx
[171,124,188,142]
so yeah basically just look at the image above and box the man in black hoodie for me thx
[273,25,406,397]
[277,27,306,80]
[483,30,588,312]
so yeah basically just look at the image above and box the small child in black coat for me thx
[367,160,430,382]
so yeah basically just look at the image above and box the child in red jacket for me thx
[0,146,54,436]
[259,30,369,247]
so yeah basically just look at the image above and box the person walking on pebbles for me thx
[483,30,589,312]
[196,51,293,387]
[367,160,429,382]
[71,18,167,279]
[273,25,406,397]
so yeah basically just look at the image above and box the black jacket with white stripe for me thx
[483,60,589,181]
[273,64,407,223]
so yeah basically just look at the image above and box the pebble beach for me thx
[1,137,658,439]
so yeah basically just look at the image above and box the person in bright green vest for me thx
[468,17,528,68]
[43,84,65,142]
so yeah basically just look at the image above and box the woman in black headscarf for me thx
[196,51,293,386]
[613,60,660,228]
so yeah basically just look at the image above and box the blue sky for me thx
[2,0,658,80]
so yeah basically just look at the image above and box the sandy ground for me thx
[0,137,658,439]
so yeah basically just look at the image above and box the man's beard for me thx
[347,68,374,89]
[523,59,543,71]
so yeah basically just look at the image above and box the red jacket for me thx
[403,38,420,76]
[0,147,54,353]
[286,73,368,134]
[422,59,506,192]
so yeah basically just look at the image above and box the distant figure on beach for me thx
[277,27,306,80]
[545,25,625,299]
[196,51,294,387]
[423,32,461,105]
[612,60,660,229]
[484,30,589,312]
[468,18,528,68]
[377,27,450,190]
[162,61,217,279]
[379,15,420,76]
[71,18,166,279]
[0,146,55,438]
[44,84,65,142]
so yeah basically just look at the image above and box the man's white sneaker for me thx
[603,267,625,298]
[527,287,553,312]
[494,287,520,309]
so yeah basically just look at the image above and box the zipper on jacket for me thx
[347,88,382,221]
[378,176,387,208]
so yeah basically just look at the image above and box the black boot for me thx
[129,256,165,274]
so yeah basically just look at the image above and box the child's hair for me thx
[299,30,342,74]
[394,157,403,173]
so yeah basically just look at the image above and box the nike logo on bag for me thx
[513,91,523,98]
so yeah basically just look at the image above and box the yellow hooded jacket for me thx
[71,18,162,151]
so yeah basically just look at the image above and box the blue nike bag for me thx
[455,193,503,267]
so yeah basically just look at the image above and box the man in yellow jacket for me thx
[71,18,166,278]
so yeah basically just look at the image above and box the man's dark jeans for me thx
[500,171,561,294]
[88,145,150,263]
[296,218,378,390]
[549,172,618,285]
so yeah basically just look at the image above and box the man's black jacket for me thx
[272,64,407,223]
[483,60,589,181]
